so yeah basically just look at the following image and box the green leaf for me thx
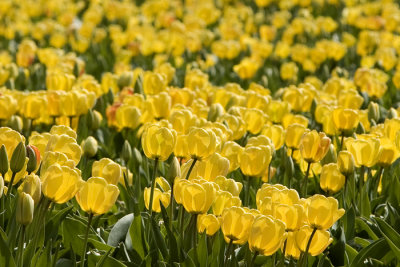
[127,214,145,259]
[45,205,74,243]
[150,215,168,260]
[0,229,16,267]
[62,217,87,253]
[107,213,134,247]
[160,204,180,263]
[374,217,400,259]
[350,238,389,267]
[361,183,371,217]
[345,244,358,265]
[354,237,371,248]
[88,254,127,267]
[355,218,379,240]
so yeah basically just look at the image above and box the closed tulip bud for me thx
[142,124,176,161]
[76,177,120,215]
[355,122,366,134]
[8,115,23,133]
[320,163,345,194]
[213,191,241,216]
[248,215,287,256]
[197,214,221,236]
[221,207,255,245]
[0,145,9,177]
[181,181,216,214]
[26,145,40,174]
[81,136,98,158]
[295,226,333,256]
[92,158,123,185]
[187,128,218,160]
[133,148,143,166]
[388,108,398,119]
[19,174,41,204]
[284,231,301,259]
[166,157,181,185]
[16,192,34,225]
[10,142,26,174]
[92,111,102,130]
[320,144,337,166]
[239,146,272,177]
[215,176,243,196]
[368,102,380,123]
[285,124,307,150]
[305,195,345,230]
[299,131,331,163]
[121,140,132,164]
[332,108,359,132]
[41,165,83,204]
[273,204,304,231]
[345,137,381,167]
[144,187,170,213]
[337,151,355,175]
[284,154,295,178]
[117,72,133,88]
[208,103,224,122]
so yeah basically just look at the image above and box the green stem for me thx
[267,162,272,183]
[148,158,159,217]
[169,183,174,231]
[340,133,345,152]
[250,251,259,267]
[185,158,198,180]
[18,226,25,267]
[301,227,317,267]
[6,172,17,205]
[279,238,287,266]
[192,214,199,264]
[359,166,365,209]
[224,239,233,266]
[302,162,312,197]
[81,213,93,267]
[245,176,251,207]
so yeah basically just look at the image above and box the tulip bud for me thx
[82,136,98,158]
[92,110,102,130]
[26,146,37,174]
[7,115,23,132]
[355,122,365,134]
[320,144,337,166]
[133,147,142,166]
[10,142,26,174]
[368,102,380,123]
[16,192,34,225]
[284,153,294,178]
[118,72,133,88]
[122,140,132,164]
[207,103,224,122]
[20,174,41,204]
[388,108,398,119]
[86,109,94,130]
[0,145,9,177]
[166,157,181,185]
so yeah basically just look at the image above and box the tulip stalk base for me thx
[81,213,93,267]
[299,227,317,267]
[302,162,312,197]
[17,225,26,267]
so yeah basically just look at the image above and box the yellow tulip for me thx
[332,108,359,132]
[345,137,381,167]
[76,177,119,216]
[50,125,77,139]
[282,113,309,129]
[92,158,123,185]
[181,181,216,214]
[243,108,268,134]
[262,125,285,150]
[169,109,197,134]
[221,207,255,245]
[383,118,400,141]
[115,105,141,130]
[248,215,287,256]
[212,191,241,216]
[266,100,290,124]
[305,194,345,230]
[147,92,171,119]
[220,141,243,172]
[214,176,243,197]
[0,94,17,120]
[284,232,301,259]
[182,153,230,181]
[218,114,246,141]
[186,127,218,160]
[295,226,333,256]
[273,204,305,231]
[19,173,41,204]
[143,71,167,95]
[299,130,331,163]
[285,124,307,150]
[282,87,313,112]
[174,134,189,159]
[142,124,176,161]
[377,138,398,167]
[197,213,221,236]
[0,127,26,159]
[40,151,75,176]
[45,134,82,166]
[239,145,272,177]
[337,151,355,176]
[173,178,191,204]
[144,187,170,213]
[41,165,82,204]
[320,163,345,194]
[246,135,274,150]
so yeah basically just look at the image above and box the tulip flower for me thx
[144,187,170,213]
[182,153,230,181]
[285,124,307,153]
[320,163,345,195]
[142,124,176,162]
[305,194,345,230]
[92,158,123,185]
[186,127,218,160]
[221,207,255,245]
[337,151,355,176]
[181,181,216,214]
[197,213,221,236]
[345,137,381,168]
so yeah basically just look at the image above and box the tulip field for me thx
[2,0,400,266]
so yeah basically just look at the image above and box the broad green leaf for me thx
[374,217,400,259]
[107,213,134,247]
[355,218,379,240]
[127,214,145,259]
[160,204,180,263]
[350,238,389,267]
[88,254,127,267]
[45,205,74,243]
[150,215,168,260]
[55,258,75,267]
[345,244,358,264]
[62,217,88,253]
